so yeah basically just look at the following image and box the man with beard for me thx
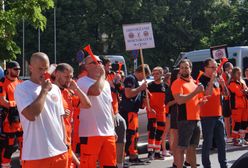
[53,63,91,167]
[0,61,22,168]
[171,59,205,168]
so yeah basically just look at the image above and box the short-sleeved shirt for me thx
[229,80,247,109]
[147,81,166,115]
[171,77,200,121]
[14,80,67,160]
[165,87,177,114]
[106,72,120,114]
[199,75,222,117]
[61,88,79,145]
[0,77,22,133]
[120,74,141,113]
[77,76,115,137]
[0,77,22,107]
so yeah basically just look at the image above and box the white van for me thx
[103,55,128,76]
[175,46,248,78]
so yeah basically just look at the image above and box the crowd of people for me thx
[0,52,248,168]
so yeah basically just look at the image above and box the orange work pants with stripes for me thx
[125,112,139,156]
[147,113,166,152]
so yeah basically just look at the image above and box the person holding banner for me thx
[199,58,228,168]
[77,55,117,168]
[119,64,151,163]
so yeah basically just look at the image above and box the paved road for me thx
[10,141,248,168]
[129,142,248,168]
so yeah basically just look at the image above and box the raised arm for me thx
[173,85,204,105]
[69,80,91,108]
[21,80,52,121]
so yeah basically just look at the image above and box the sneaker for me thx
[233,138,243,146]
[241,138,248,146]
[162,150,171,157]
[154,152,165,160]
[172,163,187,168]
[184,161,200,167]
[123,162,130,168]
[129,158,146,164]
[147,151,154,160]
[225,137,233,143]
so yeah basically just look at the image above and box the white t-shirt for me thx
[77,76,115,137]
[14,80,67,160]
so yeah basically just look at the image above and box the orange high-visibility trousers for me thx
[22,152,68,168]
[80,136,116,168]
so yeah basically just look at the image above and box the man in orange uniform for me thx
[229,67,248,145]
[147,66,166,160]
[0,61,22,168]
[172,59,205,168]
[53,63,91,167]
[199,58,228,168]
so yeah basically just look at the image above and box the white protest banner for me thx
[122,22,155,51]
[210,44,229,60]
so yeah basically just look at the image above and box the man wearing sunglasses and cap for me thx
[0,61,22,168]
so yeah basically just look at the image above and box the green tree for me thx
[0,0,54,61]
[14,0,248,72]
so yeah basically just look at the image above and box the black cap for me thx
[6,61,20,69]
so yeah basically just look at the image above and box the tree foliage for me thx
[0,0,53,60]
[5,0,248,71]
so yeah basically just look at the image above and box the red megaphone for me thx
[217,57,228,72]
[84,45,99,65]
[118,62,123,74]
[196,70,204,84]
[43,72,51,80]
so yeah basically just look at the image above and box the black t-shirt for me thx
[148,81,166,93]
[165,87,177,114]
[244,78,248,86]
[119,74,143,113]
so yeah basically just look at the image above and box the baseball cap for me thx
[6,61,20,69]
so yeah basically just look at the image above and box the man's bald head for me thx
[83,55,100,65]
[30,52,50,65]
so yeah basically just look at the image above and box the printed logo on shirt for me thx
[126,82,134,88]
[161,86,165,92]
[51,94,59,102]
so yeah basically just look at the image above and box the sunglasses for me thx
[13,68,21,71]
[87,60,103,65]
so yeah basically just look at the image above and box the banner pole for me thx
[139,48,151,111]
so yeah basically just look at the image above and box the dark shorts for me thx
[114,113,127,143]
[178,120,200,148]
[222,99,231,118]
[170,111,178,129]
